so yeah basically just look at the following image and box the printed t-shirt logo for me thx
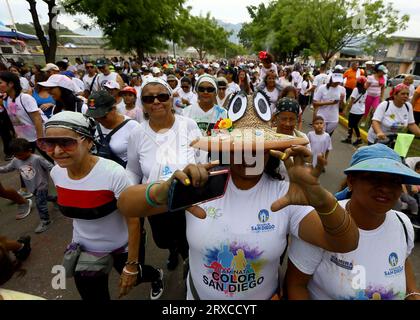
[202,244,266,297]
[384,252,403,277]
[251,209,275,233]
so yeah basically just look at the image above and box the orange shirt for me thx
[343,68,364,89]
[413,85,420,112]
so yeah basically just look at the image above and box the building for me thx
[382,36,420,76]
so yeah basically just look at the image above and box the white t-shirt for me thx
[72,77,85,93]
[349,88,367,115]
[291,71,303,89]
[126,115,202,184]
[312,73,329,93]
[96,72,119,90]
[186,173,313,300]
[3,94,45,142]
[96,117,141,163]
[174,88,198,114]
[289,201,414,300]
[300,80,312,96]
[307,131,332,167]
[260,64,278,81]
[227,82,241,96]
[367,101,415,143]
[50,158,131,253]
[117,104,144,123]
[263,87,281,114]
[313,84,345,123]
[20,77,30,91]
[183,103,228,136]
[83,73,100,93]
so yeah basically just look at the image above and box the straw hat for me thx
[190,91,308,152]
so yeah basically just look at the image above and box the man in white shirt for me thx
[96,59,125,90]
[82,61,99,97]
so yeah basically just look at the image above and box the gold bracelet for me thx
[328,214,352,237]
[317,200,338,216]
[324,211,348,232]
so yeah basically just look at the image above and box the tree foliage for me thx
[179,13,232,60]
[239,0,409,63]
[62,0,186,60]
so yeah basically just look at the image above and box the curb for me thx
[339,115,368,143]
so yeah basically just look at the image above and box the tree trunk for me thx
[136,47,145,61]
[45,0,58,63]
[27,0,51,62]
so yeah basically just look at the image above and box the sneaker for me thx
[341,138,352,144]
[167,249,179,271]
[18,189,33,199]
[14,236,31,261]
[352,139,363,146]
[150,268,164,300]
[35,220,52,234]
[16,199,32,220]
[4,154,13,161]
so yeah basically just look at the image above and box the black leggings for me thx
[347,113,363,138]
[74,250,160,300]
[148,210,189,259]
[0,111,14,156]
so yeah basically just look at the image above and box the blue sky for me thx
[0,0,419,37]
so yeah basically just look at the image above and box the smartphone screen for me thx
[167,169,230,212]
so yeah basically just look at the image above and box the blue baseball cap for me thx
[344,144,420,185]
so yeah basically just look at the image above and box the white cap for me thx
[141,77,173,95]
[365,60,374,65]
[38,74,75,92]
[212,62,220,69]
[152,67,161,74]
[68,65,78,73]
[41,63,59,72]
[248,63,255,68]
[334,64,344,70]
[103,80,120,90]
[331,73,344,83]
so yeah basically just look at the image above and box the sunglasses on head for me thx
[197,86,216,93]
[37,136,85,153]
[141,93,170,104]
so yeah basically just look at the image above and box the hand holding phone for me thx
[167,168,230,212]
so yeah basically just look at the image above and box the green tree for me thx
[63,0,186,60]
[180,13,232,60]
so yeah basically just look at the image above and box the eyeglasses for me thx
[37,136,85,153]
[197,87,216,93]
[141,93,170,104]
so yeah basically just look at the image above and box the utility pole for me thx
[5,0,18,31]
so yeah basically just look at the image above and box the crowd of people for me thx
[0,51,420,301]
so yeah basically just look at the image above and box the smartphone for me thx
[167,168,230,212]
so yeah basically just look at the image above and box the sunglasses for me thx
[141,93,170,104]
[86,66,94,69]
[197,87,216,93]
[37,137,85,153]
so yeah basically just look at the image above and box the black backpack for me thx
[95,119,130,168]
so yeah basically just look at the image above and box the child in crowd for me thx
[0,138,54,233]
[307,116,332,170]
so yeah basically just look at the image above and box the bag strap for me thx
[19,95,32,118]
[105,119,131,142]
[395,212,408,245]
[384,101,409,113]
[89,74,98,93]
[353,92,364,105]
[385,100,390,113]
[188,272,201,300]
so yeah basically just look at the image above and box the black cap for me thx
[96,58,108,67]
[85,91,116,118]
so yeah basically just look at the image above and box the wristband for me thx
[405,292,420,299]
[125,261,139,266]
[146,182,162,207]
[317,200,338,216]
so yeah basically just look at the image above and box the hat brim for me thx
[38,80,57,88]
[190,128,309,152]
[344,158,420,185]
[85,107,111,118]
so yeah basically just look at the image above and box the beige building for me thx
[382,36,420,76]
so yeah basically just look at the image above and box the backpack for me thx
[95,119,131,168]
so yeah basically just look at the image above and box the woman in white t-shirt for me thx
[41,111,163,300]
[313,73,346,135]
[127,77,202,272]
[259,51,278,81]
[367,84,420,144]
[263,72,281,114]
[341,76,367,146]
[0,71,44,145]
[119,95,359,300]
[286,144,420,300]
[118,86,144,123]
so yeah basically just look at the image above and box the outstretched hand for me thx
[270,146,330,212]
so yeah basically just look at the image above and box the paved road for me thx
[1,109,419,300]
